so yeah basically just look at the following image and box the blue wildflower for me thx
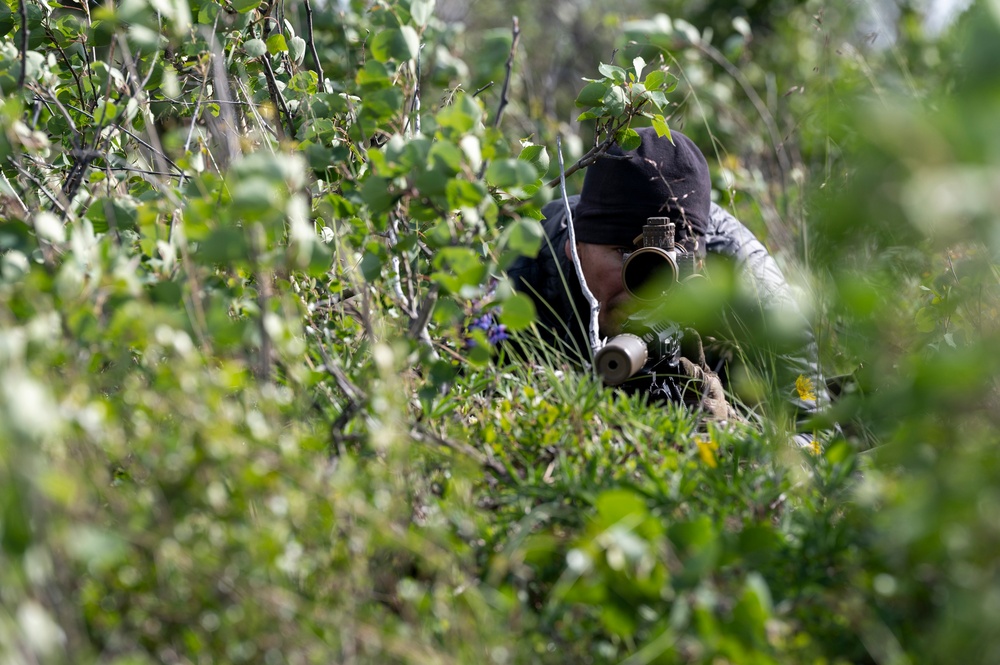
[465,311,507,347]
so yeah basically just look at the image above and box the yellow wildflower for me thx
[695,435,719,469]
[795,375,817,402]
[808,437,822,456]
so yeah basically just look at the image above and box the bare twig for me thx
[473,81,494,97]
[248,224,273,383]
[43,25,87,109]
[407,43,421,136]
[60,99,184,177]
[408,282,439,344]
[557,135,601,354]
[90,39,117,152]
[9,159,70,217]
[492,16,520,130]
[261,55,294,140]
[410,426,512,481]
[17,0,28,88]
[117,36,175,183]
[235,76,280,144]
[0,170,30,216]
[302,0,325,89]
[476,17,520,179]
[258,1,294,140]
[102,165,188,178]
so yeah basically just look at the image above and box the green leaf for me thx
[915,307,938,333]
[645,90,669,111]
[518,143,549,173]
[598,63,627,84]
[503,219,543,258]
[485,159,537,189]
[651,114,671,139]
[360,249,385,282]
[616,128,641,151]
[576,81,609,108]
[595,488,647,527]
[732,573,772,643]
[197,227,248,265]
[361,176,396,214]
[433,247,488,293]
[244,38,266,58]
[370,26,419,63]
[498,292,535,332]
[409,0,434,27]
[602,86,627,117]
[289,35,306,63]
[643,69,667,91]
[428,140,464,174]
[446,179,486,210]
[632,56,646,79]
[288,71,318,95]
[436,93,482,132]
[231,0,261,13]
[0,4,14,38]
[266,34,288,54]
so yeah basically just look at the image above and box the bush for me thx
[1,0,998,663]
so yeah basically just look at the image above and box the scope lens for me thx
[622,250,678,300]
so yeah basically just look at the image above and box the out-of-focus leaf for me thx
[498,292,535,331]
[370,26,419,63]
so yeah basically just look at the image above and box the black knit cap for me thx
[573,127,711,252]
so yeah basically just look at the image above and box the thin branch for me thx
[410,425,512,481]
[261,55,294,141]
[17,0,28,89]
[62,99,184,176]
[0,170,30,216]
[310,328,366,406]
[116,37,167,173]
[408,282,439,347]
[557,135,601,354]
[259,1,294,140]
[473,81,494,97]
[103,165,188,178]
[43,25,87,110]
[302,0,325,89]
[492,16,520,130]
[89,39,117,153]
[407,43,421,136]
[235,76,280,144]
[33,86,80,140]
[9,159,70,217]
[476,17,520,179]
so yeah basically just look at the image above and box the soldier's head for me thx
[564,127,712,334]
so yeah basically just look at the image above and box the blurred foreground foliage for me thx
[1,0,999,663]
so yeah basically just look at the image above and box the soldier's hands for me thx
[678,328,743,423]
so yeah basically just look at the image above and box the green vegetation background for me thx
[1,0,999,662]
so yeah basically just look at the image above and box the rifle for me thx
[595,216,702,387]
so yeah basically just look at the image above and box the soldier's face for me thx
[566,240,632,336]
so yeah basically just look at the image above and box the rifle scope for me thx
[621,217,697,301]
